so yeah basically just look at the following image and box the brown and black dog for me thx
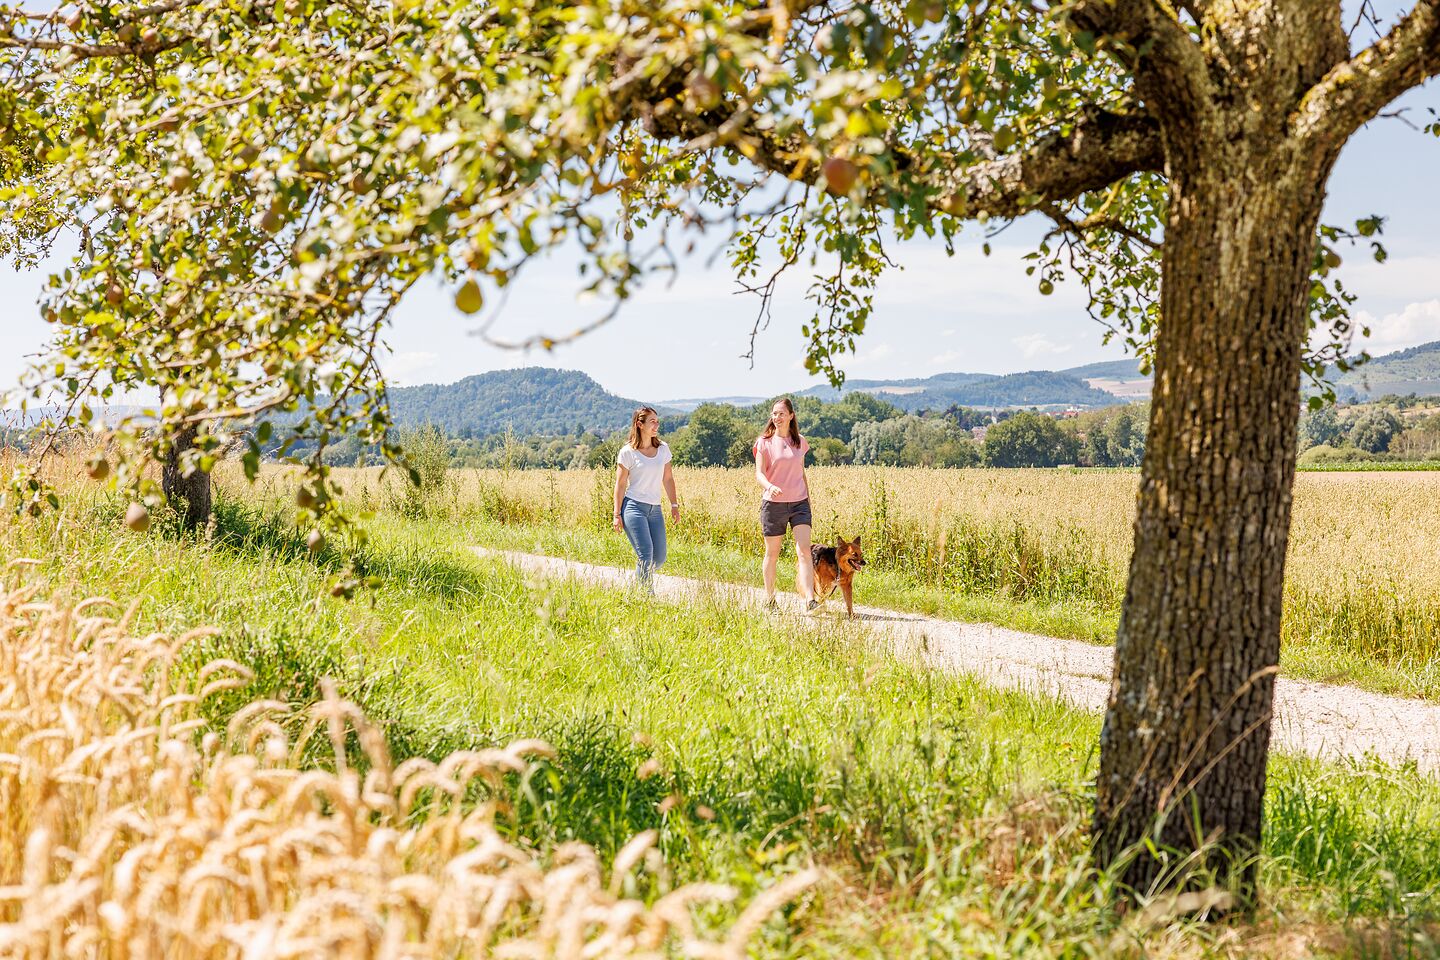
[808,536,866,617]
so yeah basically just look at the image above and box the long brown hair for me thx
[627,406,661,450]
[761,397,802,445]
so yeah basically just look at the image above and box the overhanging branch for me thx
[650,97,1163,223]
[1040,199,1160,250]
[1291,0,1440,148]
[1061,0,1215,132]
[929,108,1163,220]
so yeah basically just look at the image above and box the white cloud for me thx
[1012,333,1073,360]
[849,342,896,367]
[385,351,440,385]
[930,350,962,366]
[1339,255,1440,310]
[1351,299,1440,357]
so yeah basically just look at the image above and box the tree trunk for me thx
[1093,147,1335,895]
[162,422,212,530]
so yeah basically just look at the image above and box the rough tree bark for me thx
[1092,2,1358,893]
[1093,153,1335,893]
[162,422,212,530]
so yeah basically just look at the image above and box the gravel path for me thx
[472,547,1440,776]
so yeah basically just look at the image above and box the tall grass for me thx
[0,580,814,958]
[415,466,1440,692]
[390,422,458,519]
[3,464,1439,955]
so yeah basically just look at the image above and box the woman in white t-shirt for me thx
[612,406,679,590]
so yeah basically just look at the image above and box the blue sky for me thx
[2,8,1438,405]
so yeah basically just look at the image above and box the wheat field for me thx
[355,466,1440,674]
[399,465,1440,588]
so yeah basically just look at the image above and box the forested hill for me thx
[388,368,657,437]
[1340,340,1440,397]
[916,370,1119,409]
[383,365,1122,439]
[798,371,997,402]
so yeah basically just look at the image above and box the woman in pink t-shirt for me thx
[753,397,816,611]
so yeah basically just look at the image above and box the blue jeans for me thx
[621,498,667,589]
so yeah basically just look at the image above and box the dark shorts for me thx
[760,497,812,537]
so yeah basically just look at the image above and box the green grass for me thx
[1297,461,1440,471]
[458,514,1440,703]
[4,488,1440,956]
[463,515,1121,642]
[399,465,1440,702]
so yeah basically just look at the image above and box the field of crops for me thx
[352,465,1440,697]
[2,460,1439,955]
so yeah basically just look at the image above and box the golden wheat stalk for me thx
[0,583,816,959]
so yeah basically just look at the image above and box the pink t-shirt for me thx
[754,434,810,503]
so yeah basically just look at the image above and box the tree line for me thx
[1298,395,1440,464]
[354,397,1152,471]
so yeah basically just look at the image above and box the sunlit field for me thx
[372,465,1440,699]
[1,457,1438,955]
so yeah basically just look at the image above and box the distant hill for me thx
[1060,357,1152,400]
[381,366,1118,439]
[380,343,1440,439]
[1061,358,1147,380]
[797,371,997,403]
[799,369,1117,410]
[1051,341,1440,403]
[910,370,1119,409]
[388,368,659,437]
[661,395,768,412]
[1341,340,1440,397]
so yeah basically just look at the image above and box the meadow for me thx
[389,465,1440,700]
[2,459,1439,956]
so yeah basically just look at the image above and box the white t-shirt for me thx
[618,441,672,505]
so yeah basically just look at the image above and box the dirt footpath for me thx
[471,547,1440,776]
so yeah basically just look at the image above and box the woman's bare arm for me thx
[612,464,629,529]
[663,462,679,519]
[754,444,779,497]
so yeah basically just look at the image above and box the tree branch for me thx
[1292,0,1440,147]
[652,94,1162,222]
[1062,0,1216,133]
[0,33,187,58]
[1041,199,1160,250]
[600,0,1170,225]
[928,108,1164,220]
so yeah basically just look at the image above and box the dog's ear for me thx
[851,534,861,547]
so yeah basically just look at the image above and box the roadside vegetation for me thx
[417,465,1440,701]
